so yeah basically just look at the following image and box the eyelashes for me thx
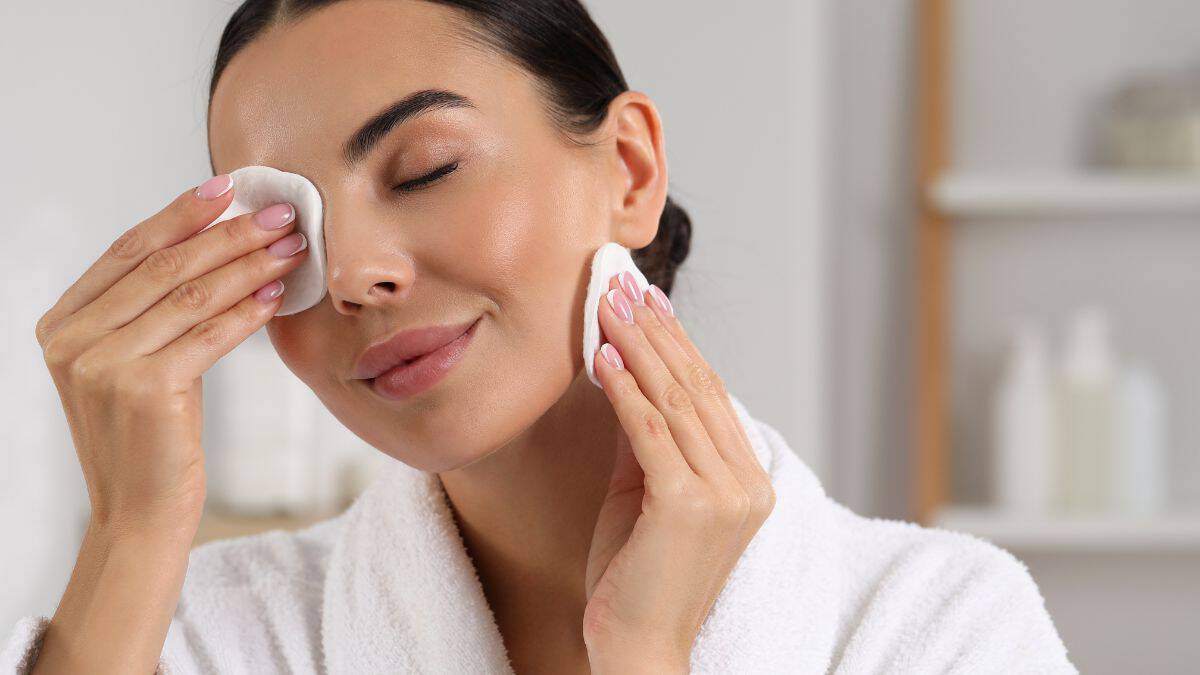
[393,161,460,193]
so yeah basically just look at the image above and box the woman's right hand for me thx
[28,175,310,673]
[34,174,310,537]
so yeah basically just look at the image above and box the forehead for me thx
[207,0,526,175]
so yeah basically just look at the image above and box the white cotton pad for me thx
[583,242,650,387]
[199,166,327,316]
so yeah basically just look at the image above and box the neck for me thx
[436,369,620,647]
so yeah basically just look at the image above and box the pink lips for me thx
[353,317,480,380]
[363,317,480,400]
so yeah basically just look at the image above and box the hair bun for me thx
[633,194,692,296]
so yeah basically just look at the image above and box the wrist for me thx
[89,501,204,549]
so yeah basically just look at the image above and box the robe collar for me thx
[321,392,834,673]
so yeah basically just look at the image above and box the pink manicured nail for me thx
[600,342,624,370]
[606,288,634,324]
[619,271,644,305]
[254,203,295,230]
[649,284,674,317]
[268,232,307,258]
[255,279,284,303]
[195,174,233,200]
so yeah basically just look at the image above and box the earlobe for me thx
[605,91,668,251]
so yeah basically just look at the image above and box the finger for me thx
[98,225,307,359]
[74,202,300,341]
[38,176,235,338]
[593,339,693,482]
[611,273,760,484]
[598,277,731,482]
[147,283,287,390]
[639,280,765,478]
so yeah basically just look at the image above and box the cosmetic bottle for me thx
[1057,307,1119,512]
[992,320,1058,514]
[1114,362,1168,514]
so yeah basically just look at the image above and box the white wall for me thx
[0,0,236,634]
[586,0,829,479]
[827,0,917,519]
[0,0,829,634]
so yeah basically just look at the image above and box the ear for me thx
[602,91,668,250]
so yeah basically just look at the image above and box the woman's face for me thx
[207,0,660,471]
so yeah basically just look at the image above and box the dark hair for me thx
[207,0,691,295]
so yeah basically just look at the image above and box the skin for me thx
[29,0,774,672]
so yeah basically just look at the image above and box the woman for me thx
[4,0,1076,673]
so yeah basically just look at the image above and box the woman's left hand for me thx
[582,271,777,674]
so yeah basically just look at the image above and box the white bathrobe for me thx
[3,392,1077,674]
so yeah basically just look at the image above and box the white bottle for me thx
[992,320,1058,514]
[1058,307,1119,513]
[1114,362,1168,514]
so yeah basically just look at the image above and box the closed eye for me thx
[394,161,459,193]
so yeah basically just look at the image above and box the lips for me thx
[353,317,479,380]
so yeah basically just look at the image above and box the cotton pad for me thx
[199,166,327,316]
[583,242,650,387]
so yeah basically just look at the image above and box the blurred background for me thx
[2,1,1198,672]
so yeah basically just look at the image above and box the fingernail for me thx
[268,232,307,257]
[600,342,624,370]
[195,174,233,200]
[255,203,296,230]
[606,288,634,324]
[619,271,644,306]
[255,279,284,303]
[649,284,674,317]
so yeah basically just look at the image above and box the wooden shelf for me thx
[930,171,1200,219]
[933,506,1200,552]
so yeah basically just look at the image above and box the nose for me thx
[321,203,416,316]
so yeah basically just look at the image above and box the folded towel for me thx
[2,391,1077,673]
[200,166,327,317]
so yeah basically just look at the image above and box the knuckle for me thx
[753,479,778,517]
[34,312,55,347]
[107,227,145,260]
[641,408,670,439]
[229,298,258,326]
[612,377,639,399]
[191,318,227,350]
[723,489,752,524]
[685,360,718,395]
[709,369,729,398]
[41,333,76,370]
[660,380,693,414]
[221,217,255,247]
[169,280,211,313]
[144,246,188,281]
[68,351,109,385]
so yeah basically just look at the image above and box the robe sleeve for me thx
[833,533,1078,674]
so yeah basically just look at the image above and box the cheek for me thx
[266,315,334,384]
[450,156,603,325]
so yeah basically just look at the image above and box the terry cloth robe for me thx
[3,391,1077,674]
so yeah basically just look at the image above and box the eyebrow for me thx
[342,89,477,167]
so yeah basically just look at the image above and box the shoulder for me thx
[825,505,1076,673]
[726,396,1074,672]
